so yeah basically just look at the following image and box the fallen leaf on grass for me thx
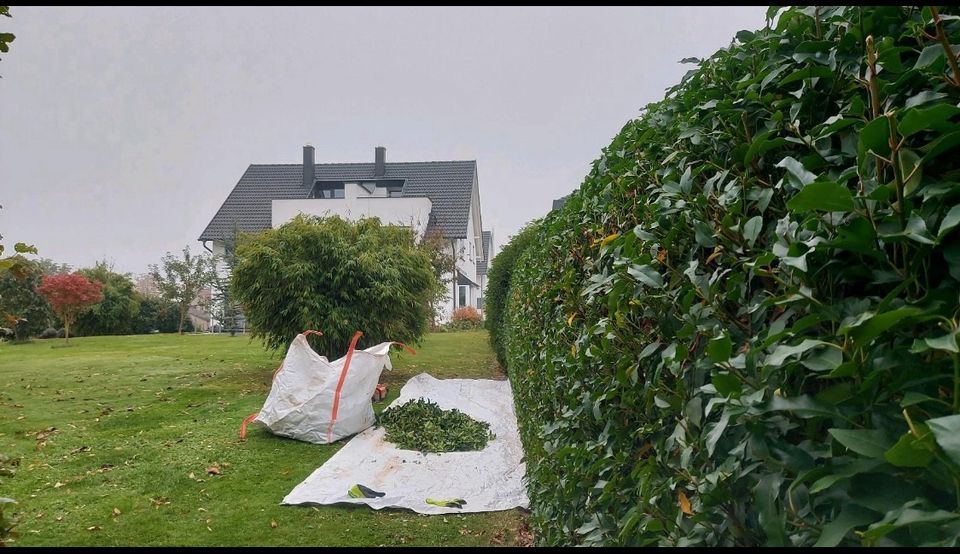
[206,466,221,475]
[87,526,100,531]
[515,518,534,547]
[112,508,121,517]
[270,520,278,529]
[32,427,57,440]
[53,482,65,488]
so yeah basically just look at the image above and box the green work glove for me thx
[348,484,385,499]
[425,497,466,509]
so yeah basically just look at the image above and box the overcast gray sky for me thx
[0,6,768,276]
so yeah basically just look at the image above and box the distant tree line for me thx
[0,249,221,342]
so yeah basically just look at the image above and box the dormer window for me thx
[311,182,344,199]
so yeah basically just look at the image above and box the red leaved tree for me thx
[35,273,103,343]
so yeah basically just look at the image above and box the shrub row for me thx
[483,221,541,369]
[504,6,960,546]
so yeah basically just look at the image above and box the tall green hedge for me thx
[485,220,541,369]
[505,6,960,547]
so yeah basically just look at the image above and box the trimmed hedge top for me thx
[504,6,960,547]
[484,220,541,369]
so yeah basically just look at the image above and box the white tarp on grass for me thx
[282,373,529,515]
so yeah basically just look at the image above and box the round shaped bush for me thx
[230,215,439,358]
[39,327,58,339]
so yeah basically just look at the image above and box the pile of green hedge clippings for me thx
[377,399,495,453]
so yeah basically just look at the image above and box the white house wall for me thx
[272,197,433,239]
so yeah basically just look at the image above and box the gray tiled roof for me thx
[477,230,492,275]
[198,160,477,242]
[552,194,571,211]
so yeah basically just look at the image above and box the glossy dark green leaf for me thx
[712,372,741,398]
[839,306,923,346]
[900,392,947,407]
[707,334,732,362]
[925,331,959,353]
[938,205,960,238]
[776,156,817,187]
[922,129,960,162]
[627,264,663,288]
[898,104,960,136]
[786,181,855,212]
[766,339,830,367]
[828,428,893,458]
[884,424,935,468]
[945,241,960,280]
[858,116,891,165]
[904,90,948,109]
[705,409,730,456]
[742,215,763,246]
[814,505,879,547]
[780,65,834,85]
[897,148,922,197]
[808,459,884,494]
[767,395,844,419]
[914,44,944,69]
[754,473,788,546]
[861,503,960,541]
[827,218,880,256]
[927,415,960,466]
[694,221,716,248]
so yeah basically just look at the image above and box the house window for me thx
[311,182,344,199]
[386,184,403,197]
[458,285,468,308]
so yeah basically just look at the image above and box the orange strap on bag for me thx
[239,411,259,441]
[390,342,417,356]
[240,329,324,441]
[325,330,364,443]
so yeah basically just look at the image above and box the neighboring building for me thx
[552,194,571,211]
[134,273,161,298]
[188,288,213,332]
[198,145,487,323]
[135,274,215,332]
[476,230,494,313]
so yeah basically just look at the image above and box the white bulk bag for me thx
[240,330,412,444]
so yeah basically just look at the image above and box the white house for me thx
[199,145,490,324]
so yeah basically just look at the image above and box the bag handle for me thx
[390,342,417,356]
[239,411,259,441]
[325,330,364,443]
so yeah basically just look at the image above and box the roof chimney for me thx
[375,146,386,177]
[303,144,315,188]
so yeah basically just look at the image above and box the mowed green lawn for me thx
[0,330,528,546]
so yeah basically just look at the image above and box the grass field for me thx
[0,330,529,546]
